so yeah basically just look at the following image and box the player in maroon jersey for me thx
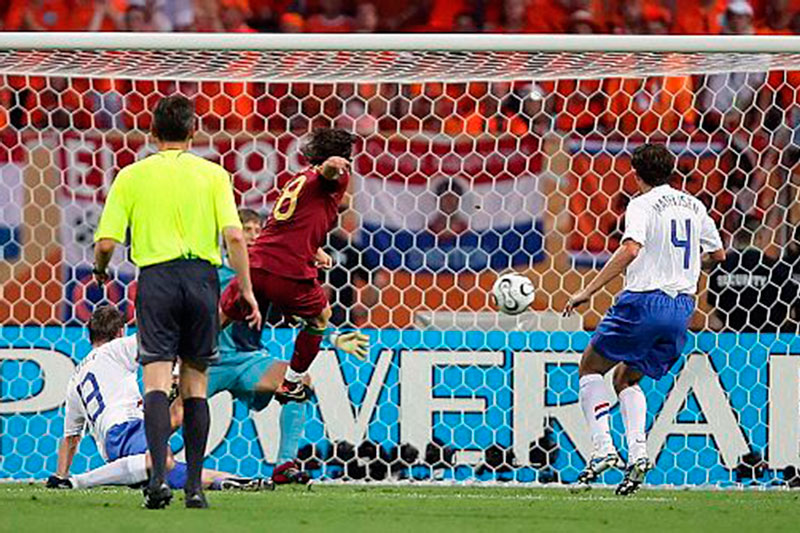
[220,128,356,403]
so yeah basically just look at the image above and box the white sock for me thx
[619,385,648,462]
[71,454,148,489]
[284,368,304,383]
[579,374,614,456]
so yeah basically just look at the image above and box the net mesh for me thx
[2,44,800,487]
[0,48,798,81]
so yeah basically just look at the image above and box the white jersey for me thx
[63,336,142,460]
[622,184,723,297]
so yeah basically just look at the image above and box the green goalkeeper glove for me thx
[331,331,370,360]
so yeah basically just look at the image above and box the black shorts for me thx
[136,259,220,366]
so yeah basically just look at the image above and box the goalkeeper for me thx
[171,209,368,484]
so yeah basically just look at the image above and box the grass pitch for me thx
[1,483,797,533]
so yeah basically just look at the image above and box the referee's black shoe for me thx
[143,482,172,509]
[185,490,209,509]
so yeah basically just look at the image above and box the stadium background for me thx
[3,0,800,488]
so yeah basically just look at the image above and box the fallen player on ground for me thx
[47,306,268,492]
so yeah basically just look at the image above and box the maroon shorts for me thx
[220,269,328,322]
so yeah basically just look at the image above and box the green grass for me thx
[1,483,798,533]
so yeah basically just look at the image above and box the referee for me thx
[93,95,261,509]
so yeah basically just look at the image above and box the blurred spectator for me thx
[611,0,644,34]
[336,99,379,135]
[175,0,197,30]
[279,11,304,32]
[707,217,795,332]
[377,0,432,32]
[453,11,479,33]
[193,0,223,31]
[755,0,794,34]
[354,2,378,33]
[305,0,354,33]
[697,1,764,130]
[426,0,473,32]
[549,79,608,134]
[699,72,766,133]
[247,0,295,32]
[220,0,255,32]
[641,4,671,34]
[485,0,533,33]
[671,0,725,34]
[785,225,800,331]
[5,0,72,31]
[566,10,598,34]
[722,0,755,34]
[528,0,576,33]
[78,0,125,31]
[124,4,153,31]
[603,72,697,136]
[429,179,469,241]
[125,0,172,31]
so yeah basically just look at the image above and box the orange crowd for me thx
[1,0,799,35]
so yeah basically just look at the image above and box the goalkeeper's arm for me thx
[290,316,369,360]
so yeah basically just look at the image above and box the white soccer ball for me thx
[492,273,535,316]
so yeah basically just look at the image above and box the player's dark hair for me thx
[238,208,262,225]
[631,143,675,187]
[152,95,195,142]
[88,305,125,345]
[302,128,357,165]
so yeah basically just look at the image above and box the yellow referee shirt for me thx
[94,150,242,267]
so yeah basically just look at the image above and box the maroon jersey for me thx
[249,167,349,279]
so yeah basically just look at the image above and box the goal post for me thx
[1,33,800,487]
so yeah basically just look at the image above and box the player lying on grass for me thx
[564,143,725,496]
[48,306,267,491]
[220,128,357,404]
[170,208,368,484]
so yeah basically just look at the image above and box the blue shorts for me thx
[208,350,276,411]
[105,419,148,462]
[591,290,695,380]
[104,418,187,490]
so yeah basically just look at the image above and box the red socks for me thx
[288,329,324,377]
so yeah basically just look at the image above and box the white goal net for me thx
[2,33,800,487]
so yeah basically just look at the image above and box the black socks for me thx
[182,397,210,494]
[143,390,171,486]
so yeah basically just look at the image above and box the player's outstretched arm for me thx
[564,240,642,316]
[318,156,350,180]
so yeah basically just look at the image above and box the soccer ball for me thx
[492,273,535,316]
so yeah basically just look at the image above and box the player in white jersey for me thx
[49,306,266,491]
[563,144,726,496]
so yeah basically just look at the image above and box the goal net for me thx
[2,33,800,487]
